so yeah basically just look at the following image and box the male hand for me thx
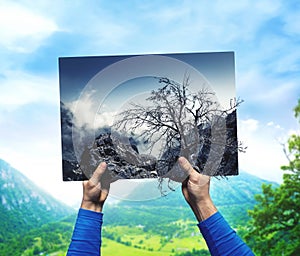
[178,157,217,222]
[80,162,111,212]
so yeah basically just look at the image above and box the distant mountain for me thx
[0,159,75,242]
[210,171,277,205]
[104,171,278,227]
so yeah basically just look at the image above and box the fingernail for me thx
[178,157,186,165]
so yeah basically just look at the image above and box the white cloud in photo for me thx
[66,91,98,130]
[66,92,116,131]
[94,111,116,129]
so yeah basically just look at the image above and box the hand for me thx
[80,162,111,212]
[178,157,217,222]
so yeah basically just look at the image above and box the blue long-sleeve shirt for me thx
[67,209,254,255]
[67,209,103,255]
[198,212,254,255]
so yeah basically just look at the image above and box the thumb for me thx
[89,162,107,185]
[178,157,210,186]
[178,157,197,176]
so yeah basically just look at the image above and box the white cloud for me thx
[287,129,300,136]
[239,119,259,133]
[266,121,283,130]
[238,118,289,182]
[143,3,191,24]
[94,111,117,128]
[66,92,97,130]
[255,34,300,74]
[0,101,72,203]
[282,8,300,35]
[140,0,283,48]
[0,1,58,53]
[0,71,58,111]
[237,68,299,108]
[91,22,136,48]
[67,92,116,130]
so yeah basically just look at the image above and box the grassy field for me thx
[100,223,208,255]
[43,222,209,256]
[101,237,208,256]
[16,220,208,256]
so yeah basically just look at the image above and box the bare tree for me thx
[113,74,241,179]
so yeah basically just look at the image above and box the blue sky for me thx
[0,0,299,206]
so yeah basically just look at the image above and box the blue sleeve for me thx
[198,212,254,256]
[67,208,103,256]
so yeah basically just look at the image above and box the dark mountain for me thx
[0,159,75,242]
[61,97,239,182]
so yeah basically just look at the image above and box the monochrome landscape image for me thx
[59,52,239,193]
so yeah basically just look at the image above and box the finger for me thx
[178,157,197,176]
[89,162,107,185]
[178,157,210,186]
[100,172,111,192]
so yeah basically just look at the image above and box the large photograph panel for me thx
[59,52,239,183]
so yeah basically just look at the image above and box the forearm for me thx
[67,208,103,256]
[191,198,218,222]
[198,212,254,256]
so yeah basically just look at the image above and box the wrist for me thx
[193,198,217,222]
[80,200,103,212]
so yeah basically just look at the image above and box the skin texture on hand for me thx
[80,162,110,212]
[178,157,217,222]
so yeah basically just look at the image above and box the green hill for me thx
[104,171,277,227]
[0,159,74,245]
[0,158,277,255]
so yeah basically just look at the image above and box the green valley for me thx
[0,158,276,255]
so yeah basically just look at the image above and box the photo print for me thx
[59,52,240,185]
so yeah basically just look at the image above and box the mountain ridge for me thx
[0,158,75,242]
[103,170,278,228]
